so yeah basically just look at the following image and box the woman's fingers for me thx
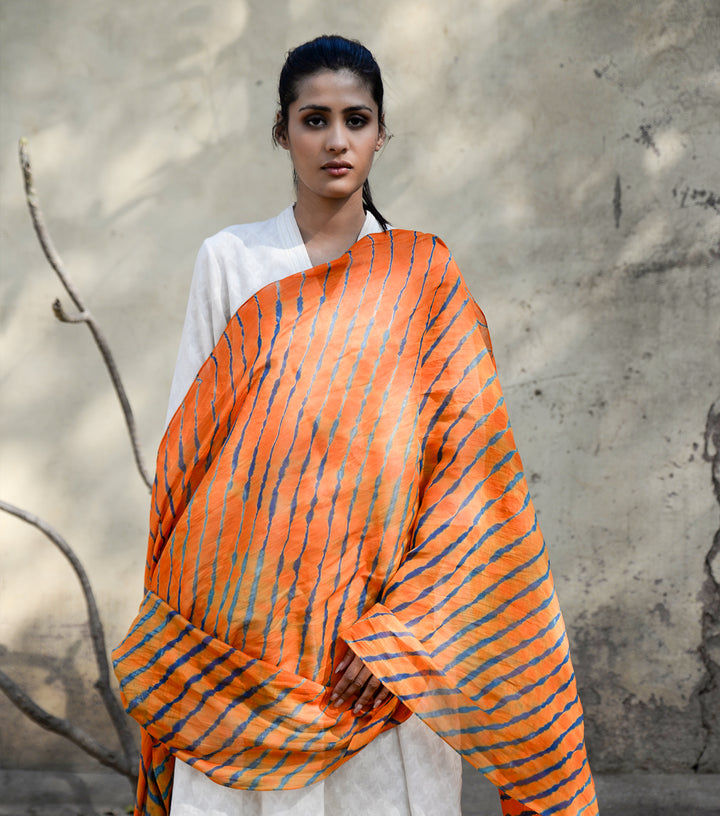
[329,652,392,714]
[352,673,382,714]
[330,654,368,704]
[371,685,392,710]
[333,653,352,676]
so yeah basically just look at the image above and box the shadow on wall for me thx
[375,0,720,774]
[0,0,719,777]
[0,623,138,774]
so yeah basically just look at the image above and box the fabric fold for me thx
[114,591,403,789]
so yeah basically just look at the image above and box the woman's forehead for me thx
[292,69,376,108]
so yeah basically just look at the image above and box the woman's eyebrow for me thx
[297,104,373,113]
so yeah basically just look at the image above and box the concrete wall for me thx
[1,0,718,776]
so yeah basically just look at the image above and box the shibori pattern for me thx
[113,229,598,816]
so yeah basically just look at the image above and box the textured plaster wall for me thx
[1,0,718,775]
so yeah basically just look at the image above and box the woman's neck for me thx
[293,191,367,267]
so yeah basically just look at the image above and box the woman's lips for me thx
[323,162,352,176]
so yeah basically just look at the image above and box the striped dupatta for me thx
[113,229,597,816]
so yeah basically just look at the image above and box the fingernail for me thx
[353,704,363,714]
[373,698,383,709]
[330,693,338,702]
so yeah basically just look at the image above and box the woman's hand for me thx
[329,649,393,715]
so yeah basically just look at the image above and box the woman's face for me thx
[278,69,384,208]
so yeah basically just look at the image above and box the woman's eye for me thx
[305,115,326,128]
[347,115,368,128]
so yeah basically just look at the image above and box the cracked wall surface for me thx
[1,0,719,774]
[697,401,720,770]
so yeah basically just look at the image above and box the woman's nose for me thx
[325,122,348,152]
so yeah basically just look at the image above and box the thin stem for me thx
[18,139,152,491]
[0,499,139,778]
[0,668,136,788]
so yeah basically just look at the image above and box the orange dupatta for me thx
[113,229,597,816]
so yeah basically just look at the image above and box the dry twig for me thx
[0,139,148,792]
[18,138,152,491]
[0,500,139,788]
[0,666,135,782]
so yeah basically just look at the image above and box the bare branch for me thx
[53,298,90,324]
[18,138,84,312]
[0,667,136,786]
[18,139,152,491]
[0,499,139,776]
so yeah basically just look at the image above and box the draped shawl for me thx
[113,229,597,816]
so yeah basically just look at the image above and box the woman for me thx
[113,35,598,816]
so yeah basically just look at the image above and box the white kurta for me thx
[166,205,463,816]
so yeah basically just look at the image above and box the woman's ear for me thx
[376,117,387,152]
[274,113,290,149]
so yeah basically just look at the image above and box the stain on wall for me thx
[573,601,705,771]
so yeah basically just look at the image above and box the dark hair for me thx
[273,35,389,231]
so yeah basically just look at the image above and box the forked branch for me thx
[0,500,139,788]
[0,141,153,791]
[0,667,135,784]
[18,139,152,491]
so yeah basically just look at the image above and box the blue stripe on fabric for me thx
[418,326,491,421]
[266,238,388,670]
[440,673,577,741]
[441,693,580,752]
[349,238,430,618]
[144,648,238,732]
[352,238,447,618]
[280,746,352,789]
[210,686,304,774]
[177,667,288,757]
[219,256,355,658]
[202,292,281,635]
[118,618,194,691]
[259,266,346,657]
[384,460,524,612]
[421,247,454,336]
[421,277,462,363]
[238,290,308,647]
[161,444,175,527]
[421,297,471,373]
[209,293,286,637]
[526,763,594,815]
[426,530,546,651]
[245,264,345,655]
[221,282,313,640]
[125,631,219,713]
[413,394,507,535]
[478,628,568,698]
[189,296,265,626]
[314,233,424,668]
[246,751,296,789]
[502,740,588,802]
[474,711,585,774]
[460,599,560,696]
[327,233,431,657]
[296,240,398,664]
[201,336,224,475]
[112,596,165,667]
[257,274,332,658]
[458,611,565,696]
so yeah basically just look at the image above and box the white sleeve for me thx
[165,240,231,427]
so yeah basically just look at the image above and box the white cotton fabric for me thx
[171,715,462,816]
[165,205,463,815]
